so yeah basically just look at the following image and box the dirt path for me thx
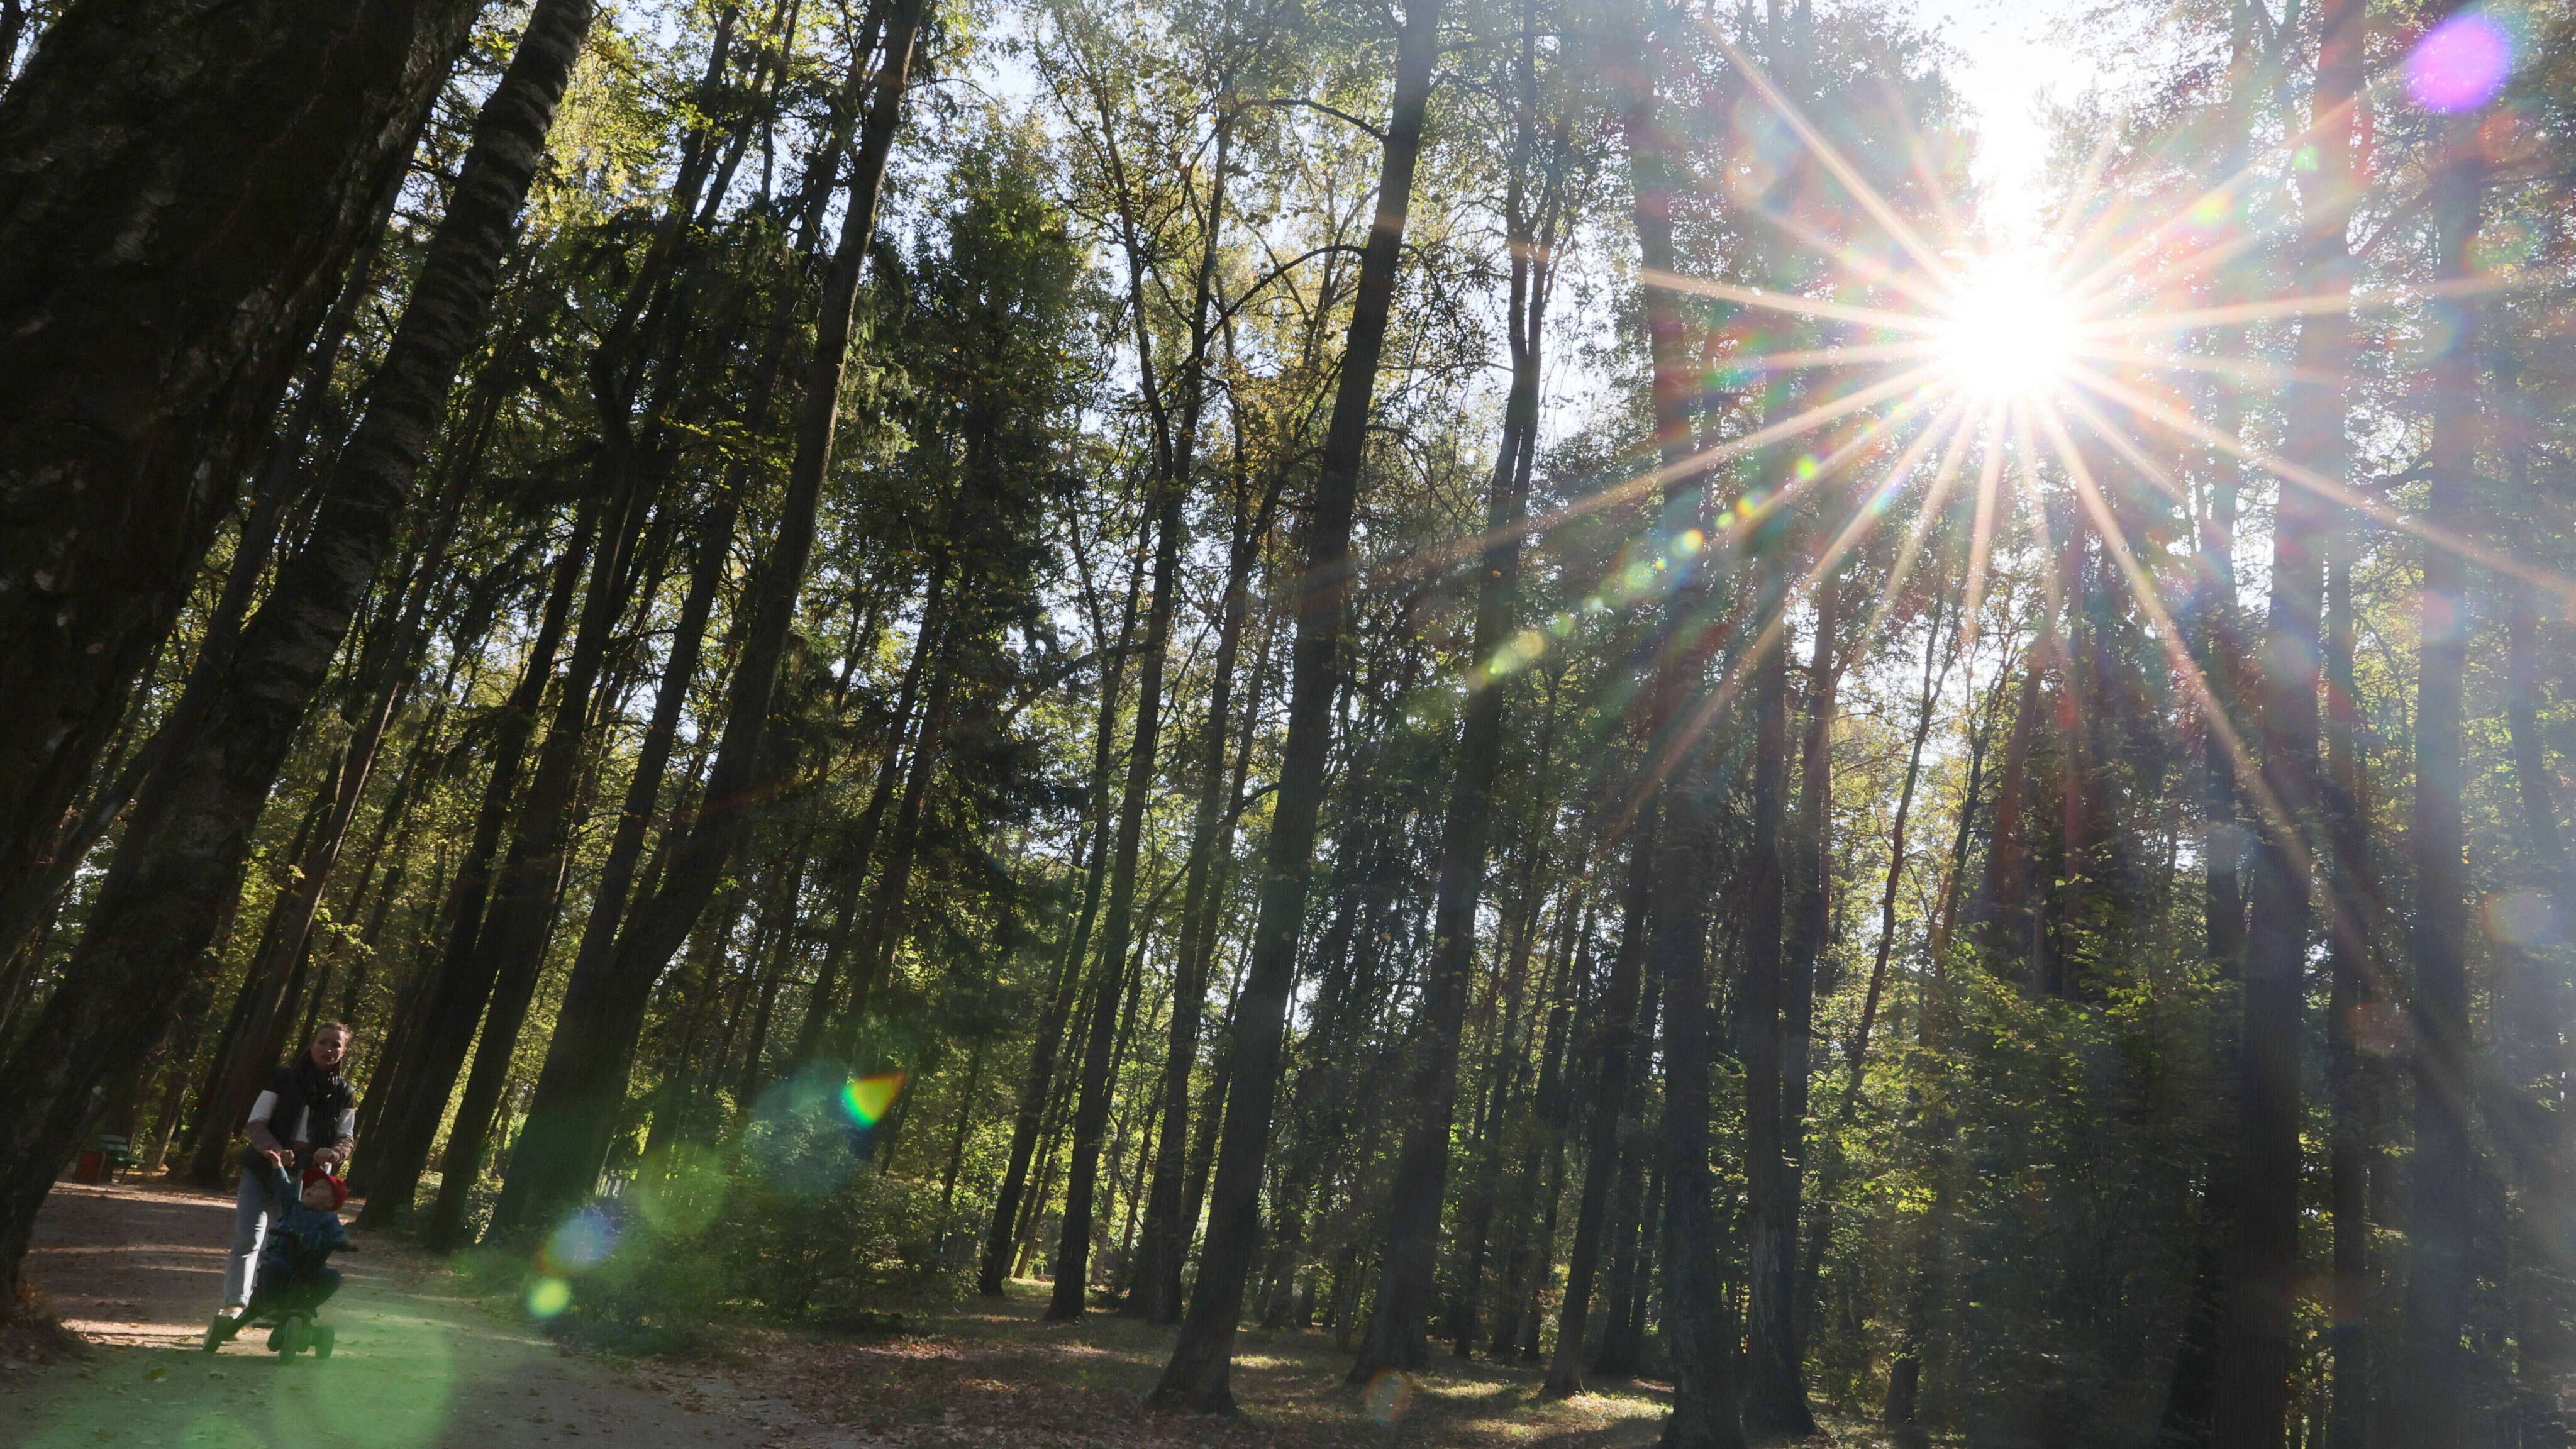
[6,1180,1677,1449]
[3,1181,814,1449]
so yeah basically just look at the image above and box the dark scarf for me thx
[274,1051,353,1150]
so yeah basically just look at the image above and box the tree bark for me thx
[1748,569,1829,1437]
[2210,2,2356,1442]
[1545,827,1654,1396]
[1132,120,1252,1329]
[1619,12,1742,1441]
[0,163,405,967]
[1346,30,1550,1370]
[0,0,595,1263]
[0,0,479,935]
[2321,524,2377,1449]
[1046,471,1179,1318]
[1146,0,1442,1411]
[2397,70,2487,1449]
[422,425,662,1252]
[356,514,596,1218]
[979,562,1136,1296]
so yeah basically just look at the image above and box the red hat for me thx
[301,1164,348,1210]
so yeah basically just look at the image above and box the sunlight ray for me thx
[2069,340,2341,391]
[2051,82,2379,308]
[1869,70,1976,258]
[1641,269,1944,336]
[1953,402,2011,665]
[1696,19,1961,292]
[1627,399,1961,818]
[1706,338,1944,379]
[2054,384,2197,509]
[2073,273,2514,340]
[2064,361,2576,607]
[2007,404,2067,645]
[1841,404,1982,680]
[2032,399,2312,888]
[2059,225,2272,322]
[1733,198,1958,316]
[1416,362,1954,582]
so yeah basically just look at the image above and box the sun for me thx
[1933,252,2079,399]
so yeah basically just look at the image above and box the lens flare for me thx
[543,1208,619,1271]
[525,1275,574,1319]
[841,1071,906,1126]
[1362,1370,1414,1425]
[2407,13,2512,113]
[1934,252,2077,399]
[2487,889,2558,948]
[635,1142,729,1236]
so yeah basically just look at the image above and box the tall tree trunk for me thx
[0,164,406,966]
[0,0,479,935]
[422,431,662,1252]
[491,0,930,1238]
[2211,3,2357,1443]
[2322,525,2378,1449]
[1132,121,1252,1329]
[1618,9,1743,1441]
[1499,884,1585,1360]
[1740,553,1809,1440]
[979,567,1138,1296]
[1545,828,1655,1396]
[2398,73,2487,1449]
[1048,72,1216,1313]
[1145,0,1442,1410]
[2501,572,2575,1443]
[796,563,943,1063]
[357,515,596,1218]
[0,0,596,1262]
[1347,92,1547,1378]
[1748,570,1831,1437]
[1046,471,1178,1318]
[836,624,957,1031]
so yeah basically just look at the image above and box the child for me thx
[202,1164,350,1353]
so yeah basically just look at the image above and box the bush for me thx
[511,1068,969,1354]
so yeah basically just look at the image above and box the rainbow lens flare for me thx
[841,1072,906,1126]
[2407,13,2512,113]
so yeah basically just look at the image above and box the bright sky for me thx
[1902,0,2108,243]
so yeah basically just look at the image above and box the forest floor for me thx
[3,1180,1784,1448]
[6,1180,797,1449]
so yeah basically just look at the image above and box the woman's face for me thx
[309,1028,350,1069]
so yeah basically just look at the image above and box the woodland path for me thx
[4,1180,811,1448]
[6,1180,1676,1448]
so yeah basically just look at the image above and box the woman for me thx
[206,1021,357,1344]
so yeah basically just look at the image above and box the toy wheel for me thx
[312,1325,335,1360]
[270,1316,304,1357]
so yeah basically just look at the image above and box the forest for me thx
[1,0,2572,1444]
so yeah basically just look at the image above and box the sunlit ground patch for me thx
[21,1307,464,1449]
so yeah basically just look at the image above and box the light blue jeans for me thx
[221,1166,277,1309]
